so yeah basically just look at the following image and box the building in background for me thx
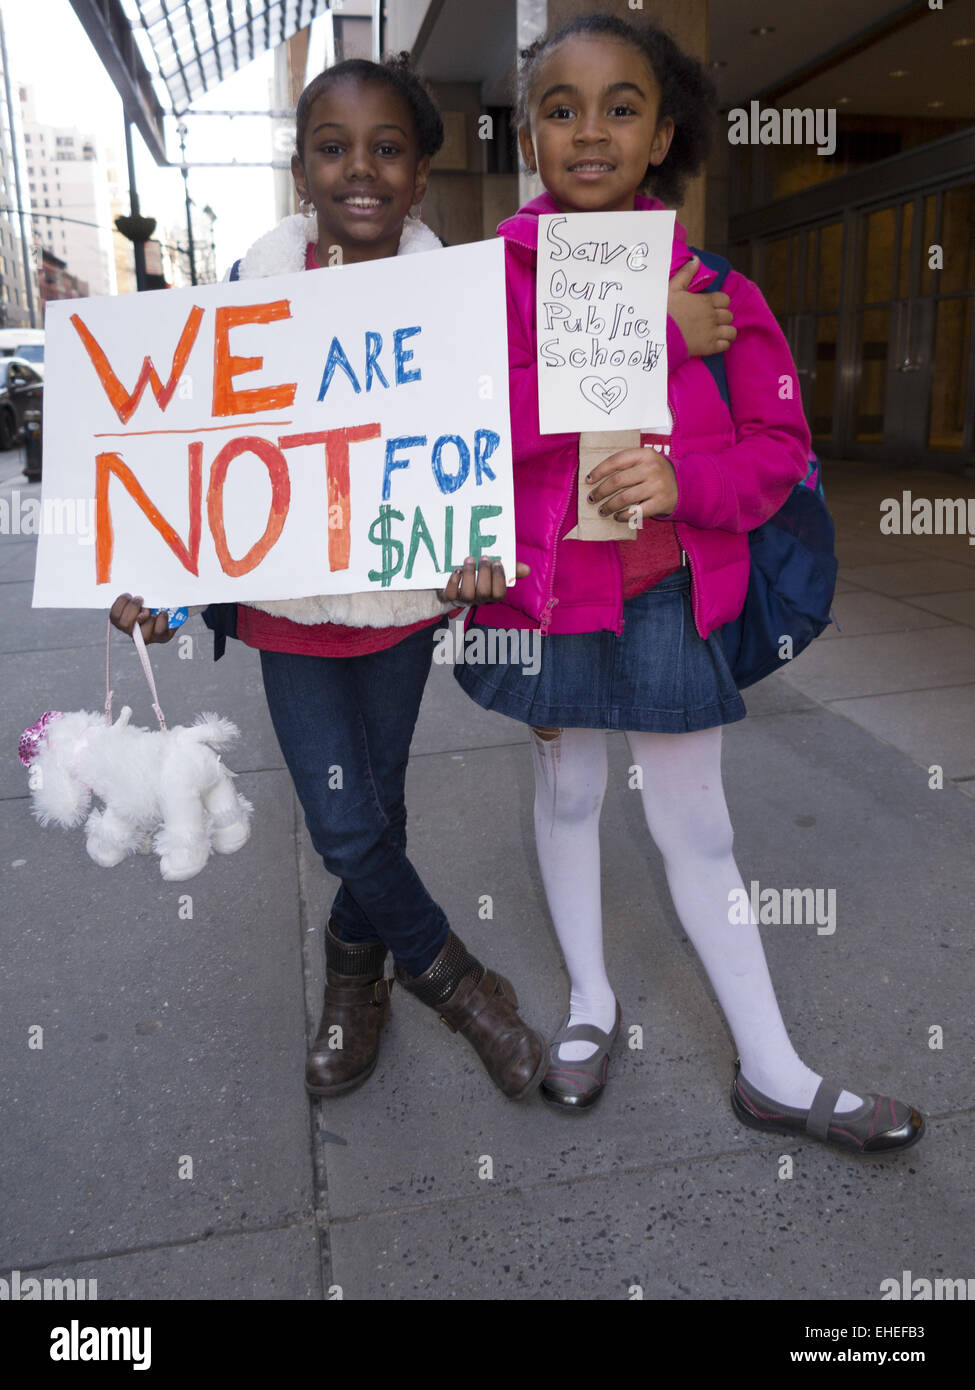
[104,144,135,295]
[0,40,39,326]
[162,212,216,288]
[20,84,116,298]
[38,245,88,304]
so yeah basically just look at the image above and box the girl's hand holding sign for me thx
[584,447,678,523]
[437,556,530,605]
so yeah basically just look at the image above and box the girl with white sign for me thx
[455,14,923,1153]
[111,55,548,1105]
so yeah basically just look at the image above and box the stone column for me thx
[516,0,547,206]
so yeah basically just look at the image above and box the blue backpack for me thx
[688,247,837,689]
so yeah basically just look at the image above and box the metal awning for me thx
[132,0,329,114]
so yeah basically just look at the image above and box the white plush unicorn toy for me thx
[19,623,252,882]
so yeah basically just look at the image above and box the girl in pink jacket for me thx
[455,13,924,1153]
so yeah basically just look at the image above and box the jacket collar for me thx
[497,190,714,286]
[235,211,443,280]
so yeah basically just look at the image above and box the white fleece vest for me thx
[230,212,452,629]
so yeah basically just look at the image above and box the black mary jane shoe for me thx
[539,1002,622,1111]
[731,1060,925,1155]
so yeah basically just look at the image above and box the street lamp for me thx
[176,121,197,287]
[202,203,217,283]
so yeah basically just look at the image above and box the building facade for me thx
[20,85,117,298]
[0,47,39,326]
[38,245,88,304]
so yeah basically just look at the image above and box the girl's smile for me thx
[520,35,674,213]
[566,159,616,180]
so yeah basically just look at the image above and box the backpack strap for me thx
[685,246,824,498]
[685,246,732,411]
[201,602,237,661]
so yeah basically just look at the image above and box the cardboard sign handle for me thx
[565,430,642,541]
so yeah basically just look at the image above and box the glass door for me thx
[927,184,975,457]
[760,220,845,455]
[852,185,974,464]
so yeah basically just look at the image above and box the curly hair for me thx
[516,12,717,206]
[294,54,444,163]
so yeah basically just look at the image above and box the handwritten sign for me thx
[535,210,675,435]
[32,240,514,608]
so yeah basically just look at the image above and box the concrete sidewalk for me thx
[1,455,972,1300]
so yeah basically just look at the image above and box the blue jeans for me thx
[259,622,450,975]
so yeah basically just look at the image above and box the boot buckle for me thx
[373,977,393,1005]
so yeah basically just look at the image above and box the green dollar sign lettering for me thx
[368,505,405,586]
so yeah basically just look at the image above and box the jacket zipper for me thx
[508,220,685,639]
[502,225,560,632]
[667,391,706,640]
[539,480,575,634]
[502,228,536,253]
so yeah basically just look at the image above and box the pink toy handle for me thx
[105,617,167,731]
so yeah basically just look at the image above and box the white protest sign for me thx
[32,239,514,608]
[536,210,676,435]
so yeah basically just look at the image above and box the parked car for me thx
[0,358,44,471]
[0,328,44,372]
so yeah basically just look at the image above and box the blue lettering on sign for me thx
[473,429,500,484]
[318,336,361,398]
[364,331,389,391]
[394,326,422,385]
[317,328,422,398]
[383,436,427,500]
[431,435,470,494]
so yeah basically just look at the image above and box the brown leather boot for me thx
[395,930,548,1099]
[305,921,392,1097]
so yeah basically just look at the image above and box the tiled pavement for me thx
[1,455,972,1300]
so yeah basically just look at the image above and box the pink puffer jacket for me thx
[472,192,811,639]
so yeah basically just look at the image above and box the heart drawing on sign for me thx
[580,375,628,414]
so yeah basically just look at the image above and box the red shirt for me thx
[618,519,682,598]
[618,427,682,598]
[237,240,446,658]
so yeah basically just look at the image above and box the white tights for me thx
[530,725,860,1111]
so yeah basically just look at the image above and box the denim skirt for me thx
[453,566,746,733]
